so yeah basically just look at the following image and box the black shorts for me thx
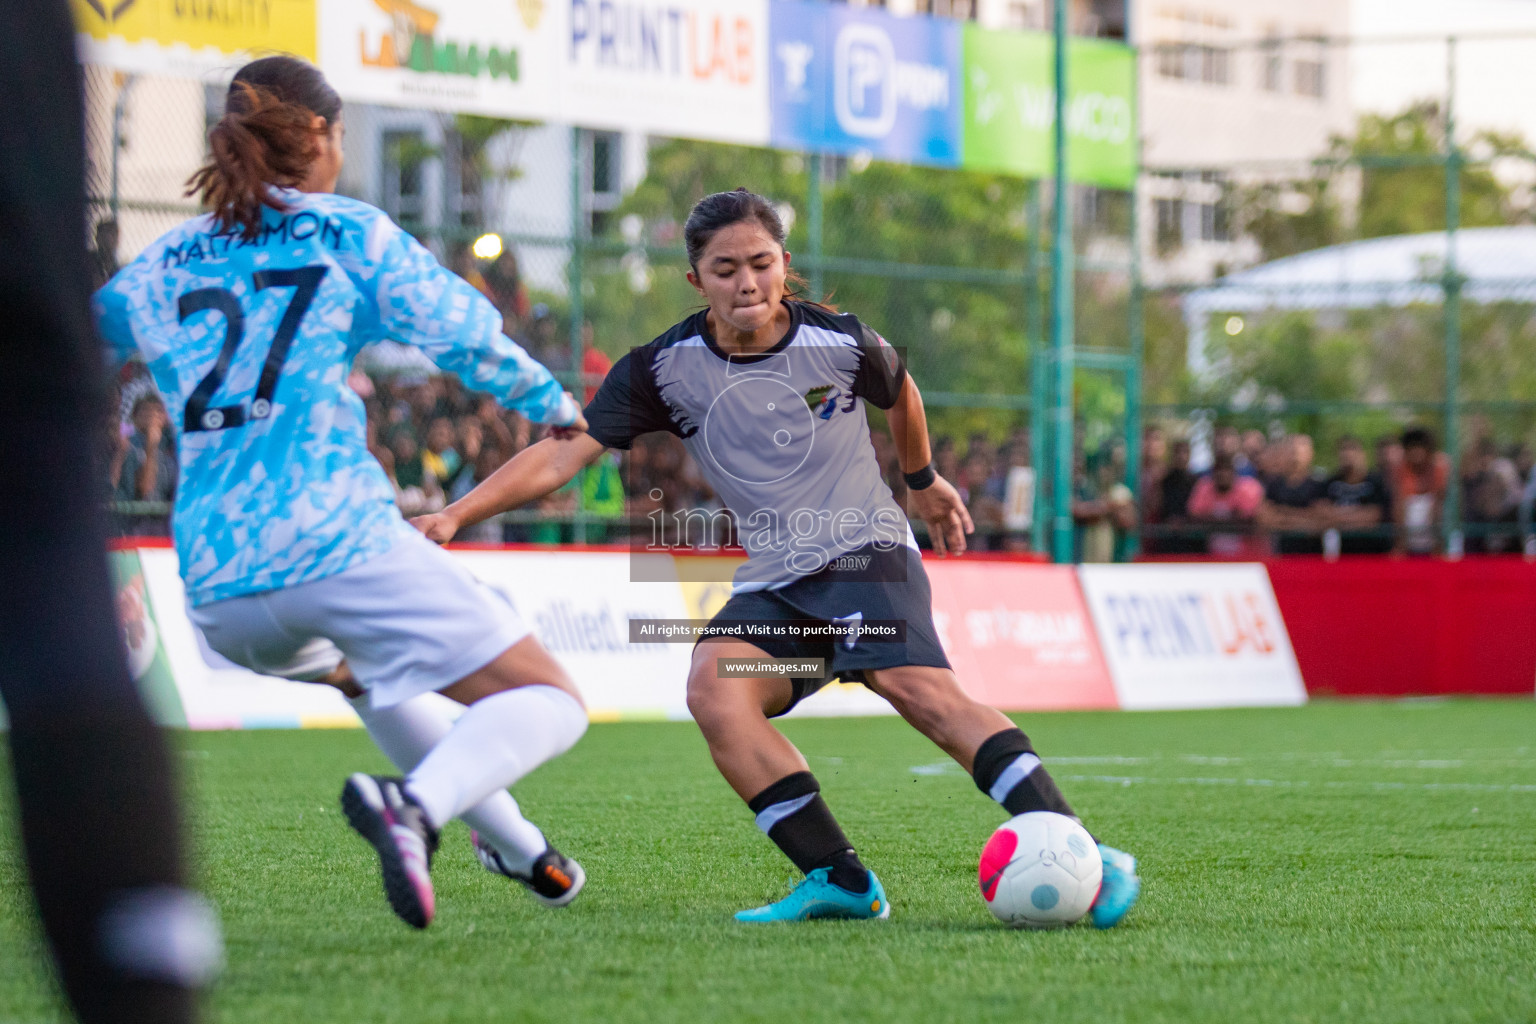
[695,544,950,717]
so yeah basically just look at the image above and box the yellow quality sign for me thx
[73,0,317,60]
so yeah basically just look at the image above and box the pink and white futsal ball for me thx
[978,811,1103,928]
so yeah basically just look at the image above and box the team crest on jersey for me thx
[804,384,851,420]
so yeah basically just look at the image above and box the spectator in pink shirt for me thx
[1186,453,1267,556]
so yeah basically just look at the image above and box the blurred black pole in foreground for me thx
[0,2,220,1021]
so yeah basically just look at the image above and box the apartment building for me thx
[1137,0,1352,284]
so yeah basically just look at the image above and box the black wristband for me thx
[903,462,937,491]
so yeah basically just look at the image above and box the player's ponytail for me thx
[683,187,837,311]
[185,56,343,241]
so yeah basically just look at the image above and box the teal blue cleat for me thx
[734,867,892,923]
[1090,844,1140,929]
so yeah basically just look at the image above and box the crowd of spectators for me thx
[353,369,677,545]
[1140,423,1536,556]
[103,355,1536,559]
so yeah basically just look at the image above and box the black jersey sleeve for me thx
[582,347,680,450]
[848,318,907,410]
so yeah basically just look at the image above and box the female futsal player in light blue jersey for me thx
[95,56,589,929]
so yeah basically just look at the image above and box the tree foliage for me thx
[565,140,1097,441]
[1171,102,1536,451]
[1233,101,1530,262]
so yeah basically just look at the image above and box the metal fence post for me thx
[1118,4,1143,563]
[1049,3,1076,564]
[569,125,587,543]
[109,74,137,223]
[807,153,824,301]
[1026,179,1048,554]
[1121,181,1144,561]
[1443,37,1462,554]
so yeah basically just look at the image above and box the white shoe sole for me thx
[527,858,585,908]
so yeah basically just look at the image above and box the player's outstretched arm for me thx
[355,217,583,428]
[885,374,974,556]
[413,431,607,543]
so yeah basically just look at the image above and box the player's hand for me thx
[411,510,461,544]
[550,395,588,441]
[908,475,974,556]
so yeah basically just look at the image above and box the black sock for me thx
[747,772,871,893]
[971,728,1076,818]
[816,850,869,893]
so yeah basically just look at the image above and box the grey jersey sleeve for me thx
[581,347,681,450]
[848,319,907,410]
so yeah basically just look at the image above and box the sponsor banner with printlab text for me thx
[319,0,561,118]
[1077,563,1307,710]
[74,0,317,78]
[561,0,769,143]
[925,561,1117,711]
[770,0,960,166]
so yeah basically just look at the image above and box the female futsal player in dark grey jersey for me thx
[415,189,1140,925]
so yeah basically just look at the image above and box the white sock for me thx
[348,693,549,872]
[403,685,587,832]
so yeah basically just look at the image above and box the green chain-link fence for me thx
[86,29,1536,559]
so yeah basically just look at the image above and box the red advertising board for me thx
[924,561,1118,711]
[1265,557,1536,697]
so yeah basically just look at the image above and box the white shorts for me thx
[189,530,529,708]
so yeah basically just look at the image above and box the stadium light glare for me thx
[1225,316,1244,336]
[472,233,503,260]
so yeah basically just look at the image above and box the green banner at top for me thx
[962,27,1137,191]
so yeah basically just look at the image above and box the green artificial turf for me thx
[3,700,1535,1023]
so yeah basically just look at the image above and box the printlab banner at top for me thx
[962,25,1135,190]
[559,0,769,144]
[73,0,317,77]
[323,0,771,142]
[769,0,961,167]
[318,0,561,119]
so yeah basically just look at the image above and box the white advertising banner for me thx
[1077,563,1307,711]
[319,0,562,118]
[319,0,770,139]
[558,0,770,143]
[139,548,361,730]
[137,546,697,728]
[453,550,694,719]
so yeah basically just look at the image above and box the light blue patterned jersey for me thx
[96,190,578,606]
